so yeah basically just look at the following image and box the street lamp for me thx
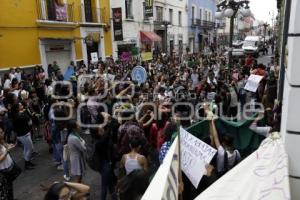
[215,0,251,67]
[160,21,172,54]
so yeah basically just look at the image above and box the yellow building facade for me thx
[0,0,112,72]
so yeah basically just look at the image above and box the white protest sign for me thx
[180,127,217,188]
[91,52,98,63]
[195,134,290,200]
[103,73,115,81]
[244,74,264,92]
[206,92,216,102]
[142,137,179,200]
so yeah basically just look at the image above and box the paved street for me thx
[9,53,273,200]
[12,140,102,200]
[257,50,273,66]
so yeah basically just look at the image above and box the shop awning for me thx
[140,31,162,43]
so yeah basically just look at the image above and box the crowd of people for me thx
[0,44,282,200]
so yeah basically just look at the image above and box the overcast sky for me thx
[248,0,277,25]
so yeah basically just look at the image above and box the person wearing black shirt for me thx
[12,103,35,169]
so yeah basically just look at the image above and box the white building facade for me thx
[281,0,300,199]
[110,0,189,59]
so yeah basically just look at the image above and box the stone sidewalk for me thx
[12,140,102,200]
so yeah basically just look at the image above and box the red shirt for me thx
[150,121,169,150]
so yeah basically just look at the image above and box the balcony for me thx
[79,5,106,26]
[191,19,216,30]
[153,20,165,30]
[216,22,226,29]
[36,0,76,28]
[191,19,197,27]
[196,20,216,30]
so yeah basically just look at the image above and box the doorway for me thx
[86,42,99,64]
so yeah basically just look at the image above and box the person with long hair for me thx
[120,138,148,176]
[11,103,36,170]
[44,181,90,200]
[67,120,86,183]
[0,128,16,200]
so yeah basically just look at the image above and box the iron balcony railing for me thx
[191,19,197,27]
[196,19,216,30]
[36,0,74,22]
[216,22,226,29]
[79,5,106,23]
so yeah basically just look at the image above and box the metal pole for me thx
[263,24,267,44]
[278,0,291,103]
[228,15,234,67]
[164,23,168,54]
[177,125,183,200]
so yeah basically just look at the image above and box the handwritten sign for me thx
[244,74,264,92]
[195,135,290,200]
[180,127,217,188]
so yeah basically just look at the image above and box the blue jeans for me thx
[52,143,61,163]
[17,133,34,161]
[54,143,69,177]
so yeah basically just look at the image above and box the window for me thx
[46,0,67,21]
[178,11,182,26]
[199,9,202,20]
[84,0,92,22]
[192,6,195,24]
[169,9,173,24]
[204,10,208,21]
[125,0,133,19]
[208,12,211,22]
[156,6,163,22]
[143,2,149,21]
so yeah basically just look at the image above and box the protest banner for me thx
[142,137,179,200]
[103,73,115,81]
[91,52,98,63]
[180,127,217,188]
[244,74,264,92]
[112,8,123,41]
[195,133,290,200]
[141,52,153,61]
[144,0,153,17]
[131,66,147,84]
[121,52,131,62]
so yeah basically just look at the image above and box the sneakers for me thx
[63,175,70,181]
[57,164,64,171]
[54,161,61,166]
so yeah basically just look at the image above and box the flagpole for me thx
[177,123,183,200]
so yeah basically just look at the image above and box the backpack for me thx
[84,135,102,172]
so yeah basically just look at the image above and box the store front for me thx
[116,38,137,60]
[84,32,101,64]
[80,27,105,65]
[140,31,162,60]
[39,39,76,75]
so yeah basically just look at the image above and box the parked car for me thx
[242,36,264,57]
[224,43,245,58]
